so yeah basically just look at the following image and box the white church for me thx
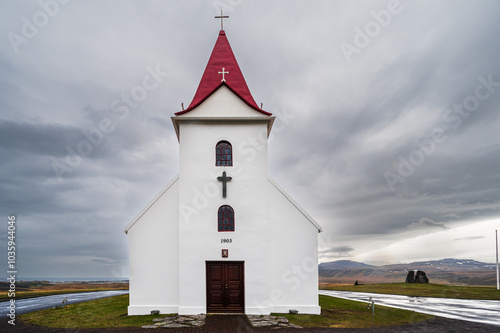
[125,20,322,315]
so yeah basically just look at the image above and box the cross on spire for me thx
[218,67,229,82]
[215,10,229,31]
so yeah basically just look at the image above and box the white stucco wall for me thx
[126,177,180,315]
[267,179,321,314]
[177,88,272,314]
[126,86,321,315]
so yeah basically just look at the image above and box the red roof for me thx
[176,30,271,116]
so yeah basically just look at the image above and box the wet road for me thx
[1,290,128,316]
[320,290,500,326]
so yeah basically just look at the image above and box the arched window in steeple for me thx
[216,141,232,166]
[218,205,234,232]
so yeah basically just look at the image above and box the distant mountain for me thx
[319,260,374,270]
[383,258,496,271]
[319,258,497,286]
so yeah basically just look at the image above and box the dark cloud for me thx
[1,0,500,277]
[0,120,82,157]
[409,218,447,230]
[453,236,485,242]
[320,246,354,257]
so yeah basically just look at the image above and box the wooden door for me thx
[206,261,244,313]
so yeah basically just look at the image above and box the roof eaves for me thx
[124,174,179,233]
[175,82,272,116]
[268,177,323,232]
[171,115,275,142]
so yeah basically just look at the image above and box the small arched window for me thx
[216,141,232,166]
[218,205,234,232]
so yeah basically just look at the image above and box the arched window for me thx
[218,205,234,232]
[216,141,232,166]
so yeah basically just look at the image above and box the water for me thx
[18,277,128,283]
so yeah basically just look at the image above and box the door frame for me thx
[205,261,245,313]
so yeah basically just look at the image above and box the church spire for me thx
[176,29,270,116]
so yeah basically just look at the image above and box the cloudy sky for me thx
[1,0,500,279]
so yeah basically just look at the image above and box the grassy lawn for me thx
[321,283,500,300]
[20,294,166,328]
[18,283,499,328]
[278,295,433,328]
[21,293,432,329]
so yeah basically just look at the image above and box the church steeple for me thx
[175,30,271,116]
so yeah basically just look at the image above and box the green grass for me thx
[19,283,499,329]
[20,294,167,328]
[21,293,432,329]
[276,295,433,328]
[322,283,500,300]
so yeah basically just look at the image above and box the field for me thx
[20,293,433,329]
[278,295,433,328]
[19,294,166,328]
[319,259,498,286]
[321,282,500,300]
[15,282,500,328]
[0,281,128,302]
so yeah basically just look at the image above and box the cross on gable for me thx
[217,171,232,198]
[218,67,229,82]
[215,10,229,31]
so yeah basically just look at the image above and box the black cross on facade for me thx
[215,10,229,30]
[217,171,232,198]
